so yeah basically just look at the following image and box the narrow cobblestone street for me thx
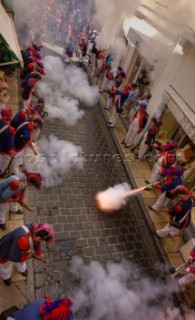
[25,71,164,301]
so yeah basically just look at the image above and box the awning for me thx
[0,2,22,66]
[126,17,174,65]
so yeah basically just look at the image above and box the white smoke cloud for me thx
[96,183,131,212]
[24,135,84,187]
[94,0,140,59]
[37,56,98,124]
[70,257,184,320]
[168,0,195,30]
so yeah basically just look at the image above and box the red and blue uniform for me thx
[157,152,177,174]
[0,119,15,155]
[10,109,29,129]
[20,63,35,79]
[113,89,130,113]
[21,78,36,101]
[187,247,195,274]
[21,72,41,101]
[0,223,42,264]
[168,198,193,229]
[132,109,149,131]
[145,124,160,147]
[0,173,27,204]
[157,175,183,198]
[15,121,34,152]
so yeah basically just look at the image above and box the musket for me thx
[124,180,165,197]
[18,200,34,213]
[0,157,14,179]
[171,261,192,278]
[32,252,47,264]
[29,141,38,156]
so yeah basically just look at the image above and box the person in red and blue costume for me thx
[174,246,195,289]
[137,116,162,159]
[100,64,114,93]
[20,62,35,80]
[122,102,149,149]
[0,171,41,230]
[20,60,45,80]
[104,67,126,110]
[145,141,178,186]
[35,59,45,75]
[156,185,194,238]
[8,296,73,320]
[21,44,41,65]
[108,84,132,128]
[21,71,42,108]
[154,141,179,153]
[33,98,48,118]
[114,67,126,89]
[148,166,184,212]
[0,222,54,286]
[10,103,39,129]
[10,109,30,129]
[0,108,15,173]
[12,115,43,174]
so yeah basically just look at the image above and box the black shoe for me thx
[107,121,112,124]
[121,140,125,144]
[124,145,129,148]
[170,267,176,274]
[20,269,28,277]
[3,278,11,286]
[145,180,150,184]
[0,223,6,230]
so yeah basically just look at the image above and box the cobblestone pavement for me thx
[25,74,165,302]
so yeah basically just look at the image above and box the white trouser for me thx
[66,32,71,43]
[11,150,24,174]
[87,42,93,55]
[133,131,143,148]
[148,160,162,184]
[56,27,62,41]
[101,76,109,91]
[90,53,96,70]
[23,96,31,108]
[124,119,139,146]
[80,51,83,62]
[64,54,70,63]
[128,108,136,122]
[110,108,119,127]
[106,96,113,109]
[138,133,149,159]
[31,128,40,142]
[0,203,9,224]
[156,223,180,237]
[0,154,10,172]
[9,201,19,213]
[0,260,26,280]
[152,191,171,211]
[0,200,19,223]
